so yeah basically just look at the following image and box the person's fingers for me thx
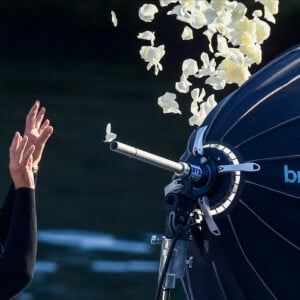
[38,119,50,134]
[38,125,54,145]
[22,144,35,167]
[16,135,28,164]
[25,101,40,130]
[15,133,22,162]
[9,131,20,162]
[36,106,46,130]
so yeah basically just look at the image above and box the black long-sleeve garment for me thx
[0,184,37,299]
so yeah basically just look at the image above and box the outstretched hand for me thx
[24,101,54,168]
[9,132,35,189]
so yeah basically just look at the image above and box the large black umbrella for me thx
[183,45,300,300]
[110,45,300,300]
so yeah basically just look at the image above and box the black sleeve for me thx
[0,184,16,249]
[0,188,37,300]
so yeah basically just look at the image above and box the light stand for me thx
[110,126,260,299]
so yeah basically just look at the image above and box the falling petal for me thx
[182,59,198,77]
[104,123,117,143]
[158,92,181,114]
[137,31,156,46]
[111,11,118,27]
[135,0,279,126]
[138,4,159,23]
[181,26,194,40]
[175,77,192,94]
[139,45,165,75]
[159,0,178,7]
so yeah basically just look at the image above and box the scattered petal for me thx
[158,92,181,114]
[111,11,118,27]
[159,0,178,7]
[136,0,279,126]
[231,3,247,22]
[254,0,279,23]
[189,92,217,126]
[196,52,217,78]
[182,59,198,77]
[218,55,251,86]
[181,26,193,40]
[253,10,263,18]
[138,4,159,23]
[191,87,206,104]
[139,45,166,75]
[104,123,117,143]
[254,19,271,44]
[137,31,156,46]
[205,74,226,90]
[175,77,192,94]
[240,44,262,64]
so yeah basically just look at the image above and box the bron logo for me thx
[284,165,300,183]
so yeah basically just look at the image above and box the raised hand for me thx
[9,132,35,189]
[24,101,54,168]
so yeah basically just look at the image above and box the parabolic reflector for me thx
[184,46,300,300]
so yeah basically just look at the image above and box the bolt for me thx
[150,235,163,245]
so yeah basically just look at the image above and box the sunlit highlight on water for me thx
[91,260,158,273]
[38,229,151,254]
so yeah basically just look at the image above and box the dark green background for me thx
[0,1,299,299]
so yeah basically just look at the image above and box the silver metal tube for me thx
[110,141,188,176]
[161,290,171,300]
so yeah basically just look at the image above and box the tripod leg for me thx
[161,289,171,300]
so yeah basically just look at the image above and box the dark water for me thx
[20,229,161,300]
[0,59,191,300]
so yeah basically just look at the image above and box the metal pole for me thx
[161,290,171,300]
[110,141,190,177]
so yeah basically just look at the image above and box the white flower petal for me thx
[253,10,263,18]
[111,11,118,27]
[205,75,226,90]
[139,45,166,75]
[136,0,279,127]
[182,59,198,76]
[255,0,279,16]
[218,55,251,86]
[159,0,178,7]
[200,52,209,66]
[240,44,262,64]
[206,94,217,109]
[137,31,156,46]
[190,10,208,29]
[231,3,247,22]
[191,88,200,101]
[138,4,159,23]
[181,26,194,40]
[188,110,206,126]
[158,92,182,114]
[216,35,229,56]
[175,78,192,94]
[255,19,270,44]
[104,123,117,143]
[191,88,206,102]
[203,29,214,53]
[190,99,199,115]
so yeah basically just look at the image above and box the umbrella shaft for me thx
[110,141,198,178]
